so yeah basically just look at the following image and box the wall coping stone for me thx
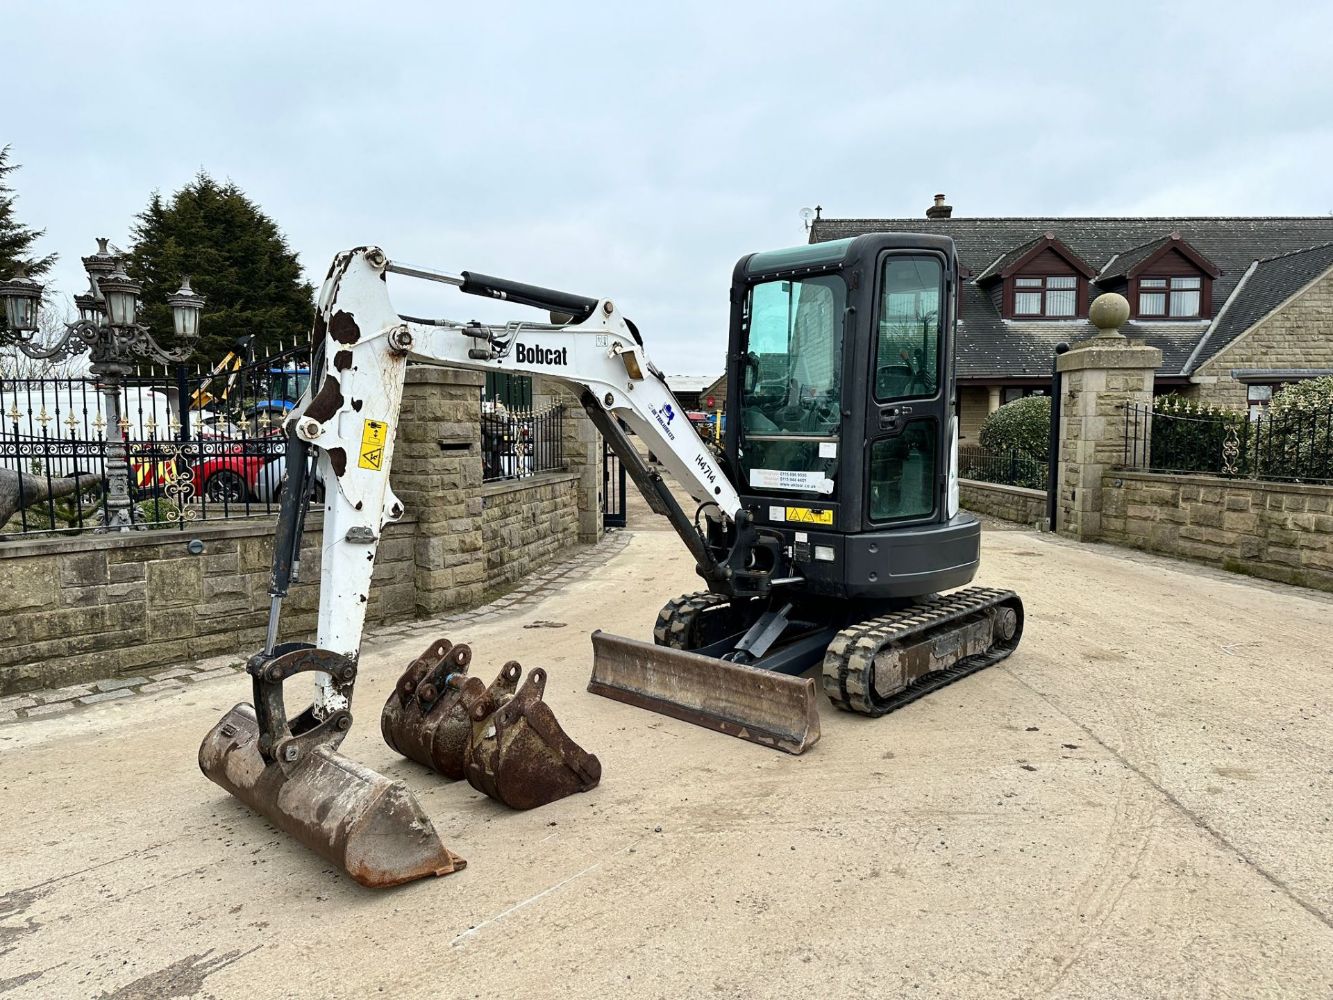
[405,366,486,387]
[1057,342,1162,372]
[1108,470,1333,498]
[0,511,417,561]
[480,471,580,499]
[959,478,1047,501]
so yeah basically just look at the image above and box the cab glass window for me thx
[876,257,942,402]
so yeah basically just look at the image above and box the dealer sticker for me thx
[358,419,389,471]
[785,506,833,526]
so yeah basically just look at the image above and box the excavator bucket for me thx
[462,665,602,809]
[199,646,464,889]
[587,631,821,755]
[380,640,520,781]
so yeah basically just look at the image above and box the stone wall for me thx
[1101,471,1333,591]
[0,516,416,694]
[0,365,599,695]
[1192,265,1333,408]
[481,473,580,590]
[959,479,1047,526]
[958,386,991,442]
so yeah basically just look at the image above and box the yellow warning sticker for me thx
[358,419,389,471]
[785,506,833,526]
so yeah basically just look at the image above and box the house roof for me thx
[664,374,721,394]
[1185,241,1333,372]
[1096,232,1220,281]
[809,215,1333,377]
[974,231,1096,283]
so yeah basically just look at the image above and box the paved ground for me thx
[2,504,1332,999]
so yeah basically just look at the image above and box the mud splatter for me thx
[95,947,259,1000]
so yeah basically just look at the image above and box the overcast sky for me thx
[7,1,1333,375]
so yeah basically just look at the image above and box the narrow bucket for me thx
[200,703,465,888]
[587,631,821,754]
[463,667,602,810]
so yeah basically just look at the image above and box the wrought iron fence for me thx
[1,343,312,536]
[1121,401,1333,484]
[481,401,565,483]
[958,443,1049,491]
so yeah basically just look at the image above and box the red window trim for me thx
[1133,274,1210,319]
[1008,275,1083,318]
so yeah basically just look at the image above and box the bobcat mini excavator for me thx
[200,235,1024,887]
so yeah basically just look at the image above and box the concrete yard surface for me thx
[2,518,1332,999]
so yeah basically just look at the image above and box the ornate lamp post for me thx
[0,238,205,530]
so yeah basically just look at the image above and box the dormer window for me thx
[1014,275,1078,317]
[975,232,1096,320]
[1138,275,1201,318]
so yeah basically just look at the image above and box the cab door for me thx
[863,251,954,529]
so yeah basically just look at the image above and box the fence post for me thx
[1055,294,1162,542]
[1045,342,1070,531]
[532,376,603,543]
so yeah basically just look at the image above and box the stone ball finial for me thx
[1089,292,1130,338]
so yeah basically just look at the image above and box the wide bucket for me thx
[200,703,465,888]
[587,631,821,754]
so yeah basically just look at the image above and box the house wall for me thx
[1193,266,1333,409]
[958,386,993,441]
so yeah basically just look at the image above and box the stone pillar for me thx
[533,377,604,543]
[393,367,487,614]
[1056,294,1161,541]
[987,386,1002,413]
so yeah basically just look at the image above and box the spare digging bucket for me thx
[199,646,464,889]
[587,631,821,754]
[463,666,602,810]
[380,640,520,781]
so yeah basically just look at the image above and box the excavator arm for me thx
[278,246,781,714]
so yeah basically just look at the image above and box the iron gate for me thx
[602,436,626,528]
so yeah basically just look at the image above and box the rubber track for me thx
[652,591,731,649]
[822,587,1023,717]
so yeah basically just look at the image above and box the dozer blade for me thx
[587,631,821,755]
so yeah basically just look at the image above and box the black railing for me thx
[0,343,311,536]
[481,402,565,483]
[958,444,1049,491]
[1121,401,1333,484]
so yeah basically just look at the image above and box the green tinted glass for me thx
[869,422,936,521]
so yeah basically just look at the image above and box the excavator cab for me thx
[722,233,979,600]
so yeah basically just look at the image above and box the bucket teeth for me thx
[382,641,601,810]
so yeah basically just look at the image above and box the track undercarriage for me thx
[652,586,1024,719]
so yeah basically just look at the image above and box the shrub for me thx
[135,496,182,528]
[978,395,1051,461]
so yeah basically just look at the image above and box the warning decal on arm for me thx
[358,419,389,471]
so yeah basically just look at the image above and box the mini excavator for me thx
[200,235,1024,887]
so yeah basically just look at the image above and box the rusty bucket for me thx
[199,645,464,889]
[380,640,521,781]
[463,666,602,810]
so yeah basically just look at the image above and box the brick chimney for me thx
[926,193,953,219]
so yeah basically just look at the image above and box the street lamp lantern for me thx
[74,290,104,323]
[81,237,119,292]
[167,275,205,342]
[1,236,209,531]
[0,264,44,333]
[98,265,142,328]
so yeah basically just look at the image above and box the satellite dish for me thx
[799,207,814,223]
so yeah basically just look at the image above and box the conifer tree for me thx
[128,173,314,363]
